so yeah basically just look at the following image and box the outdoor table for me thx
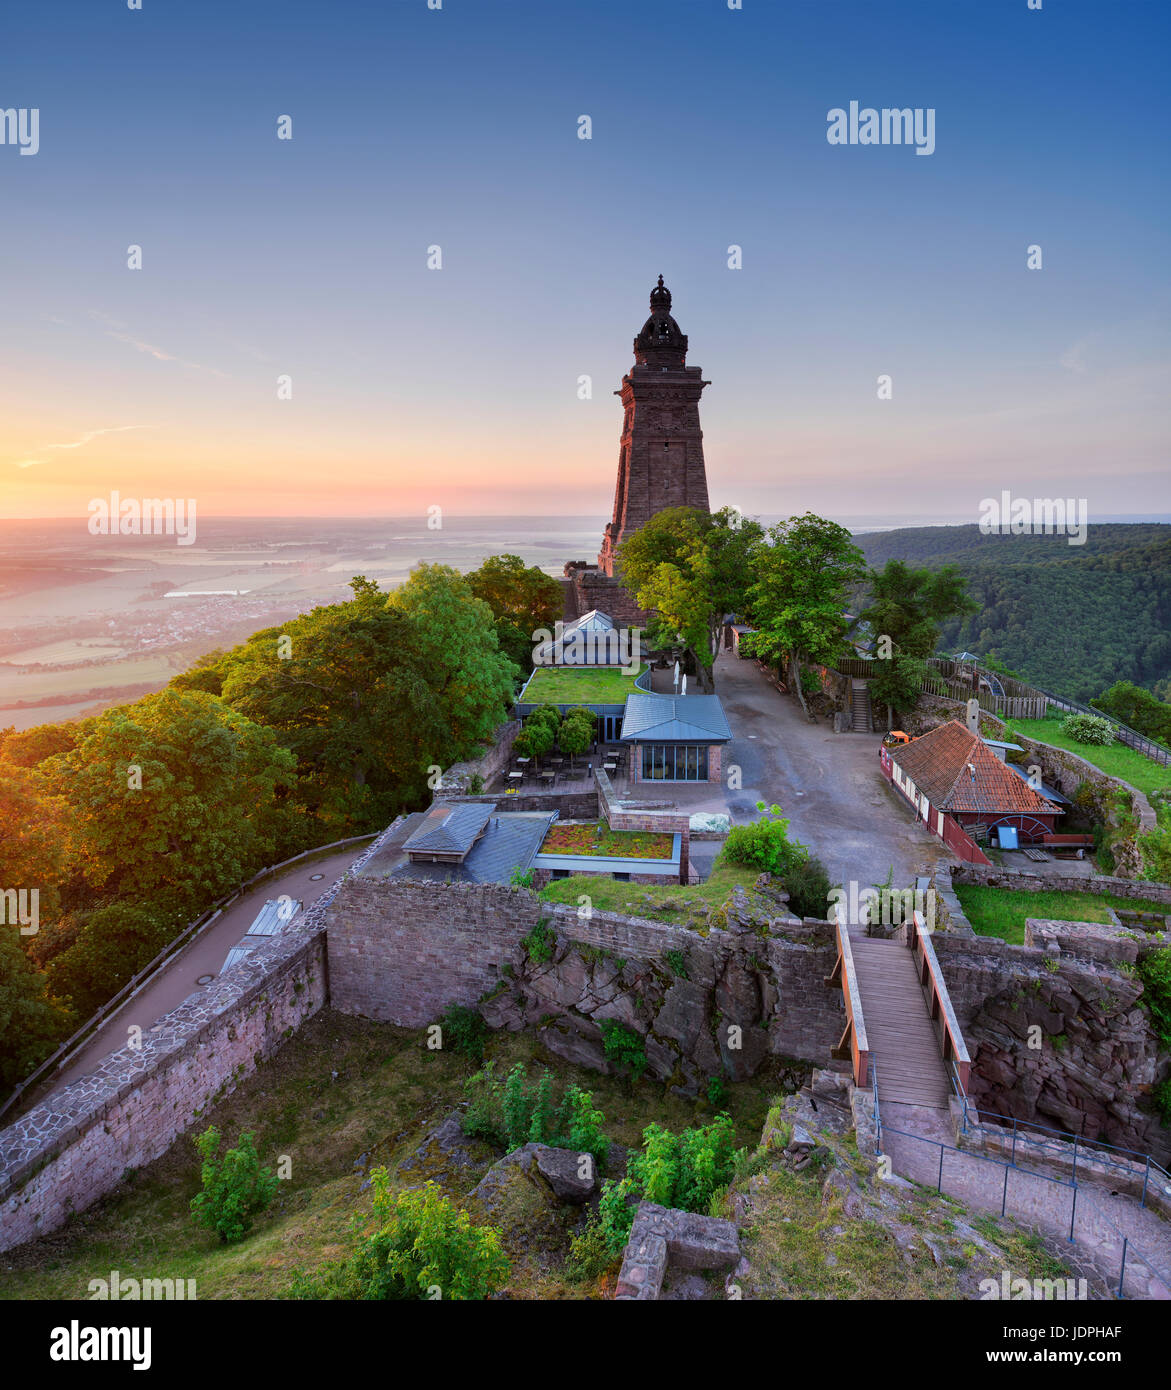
[515,756,530,764]
[508,771,523,781]
[539,771,555,782]
[603,762,617,772]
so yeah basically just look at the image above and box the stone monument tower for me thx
[565,276,712,621]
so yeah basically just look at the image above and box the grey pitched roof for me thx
[620,691,732,743]
[393,812,556,884]
[403,801,494,856]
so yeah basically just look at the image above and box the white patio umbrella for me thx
[680,674,688,696]
[673,660,680,690]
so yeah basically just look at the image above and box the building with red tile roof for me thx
[881,719,1063,849]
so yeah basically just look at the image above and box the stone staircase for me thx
[850,679,873,733]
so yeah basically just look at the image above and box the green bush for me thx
[439,1003,486,1061]
[1091,681,1171,748]
[509,865,536,889]
[706,1075,728,1107]
[1138,948,1171,1049]
[1153,1078,1171,1127]
[599,1019,647,1080]
[521,917,555,963]
[1060,713,1116,747]
[564,1213,620,1284]
[597,1115,738,1253]
[782,855,833,920]
[466,772,485,795]
[665,948,688,978]
[189,1126,279,1243]
[723,802,809,877]
[352,1174,509,1300]
[459,1061,606,1168]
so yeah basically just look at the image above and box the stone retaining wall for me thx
[326,876,844,1094]
[433,719,521,797]
[950,862,1171,905]
[0,830,394,1255]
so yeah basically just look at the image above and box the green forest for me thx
[854,524,1171,702]
[0,558,561,1091]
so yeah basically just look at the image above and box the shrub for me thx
[1153,1078,1171,1127]
[706,1075,728,1107]
[521,917,555,963]
[189,1126,279,1243]
[665,948,688,978]
[440,1003,486,1061]
[503,1061,531,1149]
[599,1019,647,1080]
[723,802,809,877]
[462,1061,507,1145]
[1138,948,1171,1050]
[564,1213,620,1284]
[782,855,833,920]
[1060,713,1115,747]
[509,865,536,889]
[559,1083,608,1171]
[466,772,485,796]
[351,1174,509,1300]
[459,1062,607,1168]
[597,1115,738,1253]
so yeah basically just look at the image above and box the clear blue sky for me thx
[2,0,1168,523]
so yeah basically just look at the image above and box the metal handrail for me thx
[948,1065,1171,1210]
[881,1119,1170,1298]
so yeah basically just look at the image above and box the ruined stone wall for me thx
[0,922,327,1254]
[433,720,520,797]
[0,828,398,1255]
[950,862,1171,906]
[326,877,843,1095]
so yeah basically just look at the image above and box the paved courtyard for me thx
[710,652,952,891]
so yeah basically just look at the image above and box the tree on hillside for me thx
[39,688,296,915]
[858,559,976,658]
[746,514,867,718]
[44,902,178,1020]
[1092,681,1171,746]
[616,506,764,692]
[465,554,563,673]
[217,582,432,831]
[0,762,65,925]
[0,926,65,1090]
[169,648,229,696]
[0,721,84,768]
[858,559,978,727]
[385,564,520,752]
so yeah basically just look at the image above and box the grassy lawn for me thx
[540,820,675,859]
[0,1010,780,1302]
[954,884,1171,944]
[520,664,648,706]
[1006,716,1171,802]
[539,852,769,930]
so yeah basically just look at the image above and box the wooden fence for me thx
[832,653,1169,764]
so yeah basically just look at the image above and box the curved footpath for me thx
[45,848,366,1098]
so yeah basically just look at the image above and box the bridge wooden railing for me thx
[825,909,871,1087]
[907,913,970,1092]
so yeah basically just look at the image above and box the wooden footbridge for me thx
[826,909,969,1108]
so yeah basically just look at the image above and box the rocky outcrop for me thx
[469,1141,600,1213]
[961,956,1169,1163]
[478,883,835,1095]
